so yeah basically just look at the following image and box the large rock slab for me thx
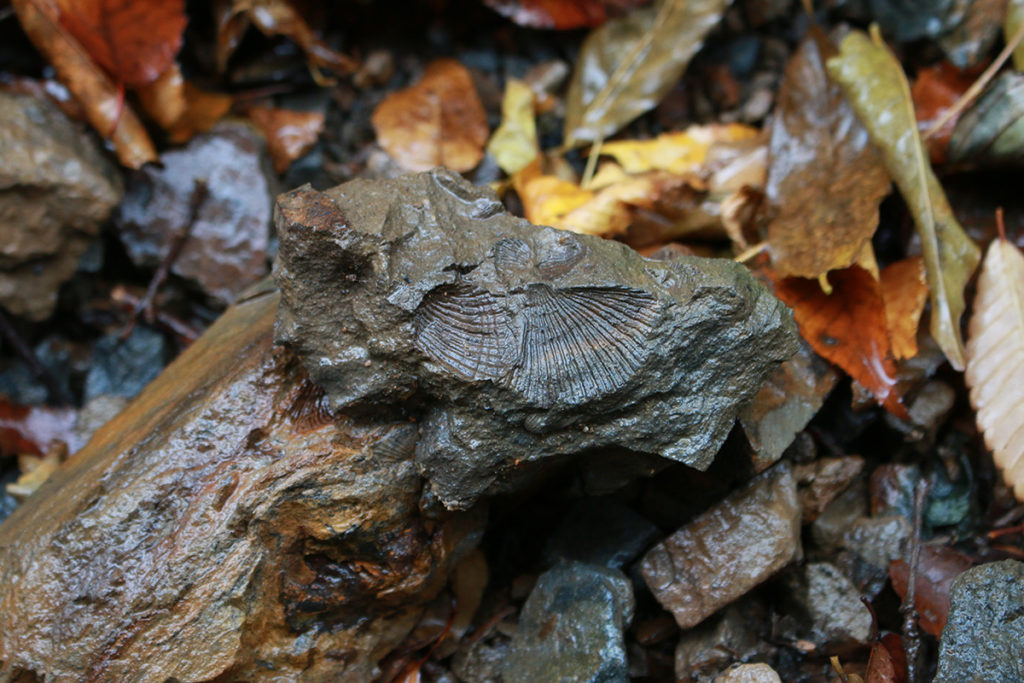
[0,288,482,681]
[936,560,1024,682]
[0,92,122,320]
[640,463,802,628]
[274,169,798,508]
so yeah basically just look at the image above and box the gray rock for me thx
[505,562,634,683]
[116,121,272,304]
[0,92,122,320]
[84,326,168,400]
[544,498,660,569]
[714,664,782,683]
[840,515,911,570]
[781,562,872,650]
[675,598,770,681]
[640,464,802,629]
[937,560,1024,682]
[273,169,798,509]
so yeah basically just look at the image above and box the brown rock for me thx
[0,92,122,320]
[0,289,482,681]
[793,455,864,524]
[640,464,802,629]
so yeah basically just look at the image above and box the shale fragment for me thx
[274,169,799,508]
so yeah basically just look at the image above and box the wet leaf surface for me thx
[372,59,489,172]
[890,545,974,637]
[246,106,325,173]
[766,31,890,280]
[482,0,647,29]
[564,0,731,146]
[880,256,928,360]
[949,72,1024,168]
[828,28,981,370]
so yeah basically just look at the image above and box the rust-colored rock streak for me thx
[0,289,481,681]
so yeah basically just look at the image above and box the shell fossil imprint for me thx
[414,281,660,406]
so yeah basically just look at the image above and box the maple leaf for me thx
[55,0,187,87]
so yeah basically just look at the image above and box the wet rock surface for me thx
[83,325,169,400]
[0,290,483,681]
[0,92,122,320]
[504,561,634,683]
[543,497,660,569]
[936,560,1024,682]
[116,121,273,304]
[674,598,771,681]
[714,663,783,683]
[779,562,873,652]
[640,463,802,628]
[274,169,798,508]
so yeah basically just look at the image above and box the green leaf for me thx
[826,28,981,370]
[563,0,731,148]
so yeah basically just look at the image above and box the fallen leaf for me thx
[599,123,758,175]
[372,59,489,172]
[487,79,539,175]
[11,0,157,168]
[948,72,1024,169]
[246,106,325,173]
[215,0,356,75]
[482,0,645,29]
[937,0,1004,69]
[1008,0,1024,70]
[563,0,731,147]
[515,160,595,228]
[865,632,908,683]
[7,441,67,502]
[136,62,187,130]
[890,545,973,636]
[772,266,908,418]
[0,399,79,457]
[911,61,975,163]
[965,233,1024,500]
[165,83,235,144]
[827,28,981,370]
[55,0,186,86]
[880,256,928,360]
[767,31,891,280]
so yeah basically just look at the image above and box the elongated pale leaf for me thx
[1008,0,1024,71]
[966,237,1024,501]
[827,29,981,370]
[563,0,731,147]
[487,79,539,175]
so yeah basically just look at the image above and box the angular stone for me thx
[780,562,872,651]
[116,121,272,304]
[640,463,801,629]
[714,663,783,683]
[84,325,168,400]
[274,169,798,508]
[505,562,634,683]
[544,497,660,569]
[0,290,483,681]
[0,92,122,320]
[936,560,1024,682]
[675,598,770,680]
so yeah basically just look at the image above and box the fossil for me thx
[274,169,799,509]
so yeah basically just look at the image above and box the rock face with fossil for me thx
[274,169,799,509]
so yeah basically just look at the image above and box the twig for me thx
[122,180,208,338]
[110,286,199,344]
[734,241,768,263]
[0,308,72,406]
[924,21,1024,139]
[901,478,929,682]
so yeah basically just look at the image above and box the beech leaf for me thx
[772,265,908,418]
[482,0,645,30]
[487,79,539,175]
[54,0,186,87]
[880,256,928,360]
[827,28,981,370]
[948,72,1024,169]
[246,106,325,174]
[965,235,1024,501]
[563,0,731,147]
[371,59,489,173]
[766,31,891,280]
[11,0,157,168]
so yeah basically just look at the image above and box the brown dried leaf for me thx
[372,59,489,172]
[890,545,973,637]
[772,266,908,418]
[246,106,325,173]
[881,256,928,360]
[865,632,908,683]
[136,61,187,129]
[165,83,234,144]
[483,0,646,29]
[11,0,157,168]
[767,32,891,280]
[965,235,1024,500]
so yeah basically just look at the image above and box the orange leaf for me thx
[165,83,234,144]
[880,256,928,360]
[246,106,325,174]
[11,0,157,168]
[136,61,187,129]
[483,0,625,29]
[773,266,908,418]
[911,62,974,163]
[372,59,489,172]
[55,0,186,87]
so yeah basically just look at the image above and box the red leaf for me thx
[55,0,187,86]
[483,0,647,29]
[890,545,974,637]
[772,266,908,418]
[866,633,908,683]
[0,399,79,458]
[911,62,975,163]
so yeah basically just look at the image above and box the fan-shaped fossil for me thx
[274,169,799,508]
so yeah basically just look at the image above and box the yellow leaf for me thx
[487,79,539,175]
[599,124,759,175]
[514,165,594,229]
[966,236,1024,501]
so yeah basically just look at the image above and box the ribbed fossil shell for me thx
[414,281,659,406]
[414,283,515,381]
